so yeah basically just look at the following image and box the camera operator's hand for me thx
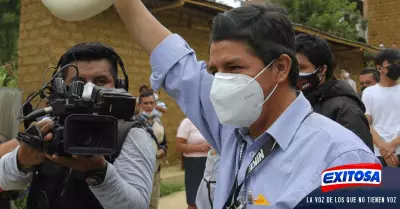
[47,154,107,173]
[17,119,54,171]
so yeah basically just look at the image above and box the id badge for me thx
[235,196,247,209]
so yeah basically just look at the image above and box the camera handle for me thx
[16,124,65,156]
[16,126,45,151]
[47,125,68,157]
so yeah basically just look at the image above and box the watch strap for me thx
[84,163,108,186]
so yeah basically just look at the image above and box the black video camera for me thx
[18,65,136,156]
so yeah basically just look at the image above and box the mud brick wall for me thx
[18,0,213,165]
[333,50,365,91]
[367,0,400,47]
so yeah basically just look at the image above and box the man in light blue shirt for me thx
[114,1,379,209]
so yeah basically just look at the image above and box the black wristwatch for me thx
[85,163,108,186]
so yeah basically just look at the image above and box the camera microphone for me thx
[23,107,53,121]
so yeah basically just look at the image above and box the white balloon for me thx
[41,0,114,22]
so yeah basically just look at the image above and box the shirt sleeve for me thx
[0,146,33,191]
[276,149,379,209]
[328,149,380,167]
[150,34,222,153]
[90,128,156,209]
[177,118,191,139]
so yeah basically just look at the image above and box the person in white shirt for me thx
[341,69,357,92]
[362,48,400,167]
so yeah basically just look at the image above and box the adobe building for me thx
[18,0,230,165]
[365,0,400,48]
[17,0,378,165]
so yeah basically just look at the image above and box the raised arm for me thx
[114,0,223,152]
[114,0,171,55]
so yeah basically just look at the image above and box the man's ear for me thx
[275,54,292,84]
[318,65,327,77]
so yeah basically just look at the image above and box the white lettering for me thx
[248,150,265,173]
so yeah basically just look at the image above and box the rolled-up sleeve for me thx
[0,146,32,191]
[149,34,222,153]
[90,128,156,209]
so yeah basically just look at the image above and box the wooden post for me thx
[0,88,22,141]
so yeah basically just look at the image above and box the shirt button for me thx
[249,152,255,158]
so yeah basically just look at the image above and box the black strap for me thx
[224,110,314,209]
[224,136,276,209]
[108,118,143,163]
[204,179,216,208]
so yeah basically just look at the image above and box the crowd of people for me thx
[0,1,399,209]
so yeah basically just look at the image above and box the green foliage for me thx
[0,0,20,65]
[270,0,366,41]
[13,194,28,209]
[0,62,18,87]
[160,182,184,197]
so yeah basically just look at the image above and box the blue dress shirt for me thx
[149,34,379,209]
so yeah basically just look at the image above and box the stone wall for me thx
[367,0,400,47]
[18,0,213,165]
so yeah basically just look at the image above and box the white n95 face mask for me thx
[82,82,96,100]
[209,60,278,127]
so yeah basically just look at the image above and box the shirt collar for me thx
[267,91,313,151]
[238,91,313,151]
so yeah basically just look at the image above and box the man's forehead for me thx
[66,60,111,71]
[141,96,155,101]
[359,73,374,79]
[209,41,252,61]
[63,60,113,79]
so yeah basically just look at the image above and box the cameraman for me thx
[0,43,156,209]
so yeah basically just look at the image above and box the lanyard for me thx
[224,135,276,209]
[224,110,314,209]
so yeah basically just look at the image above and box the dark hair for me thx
[374,48,400,66]
[210,3,299,88]
[139,84,152,94]
[139,91,155,104]
[57,42,118,81]
[295,34,334,80]
[360,67,380,82]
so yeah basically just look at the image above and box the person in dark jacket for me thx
[295,34,374,152]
